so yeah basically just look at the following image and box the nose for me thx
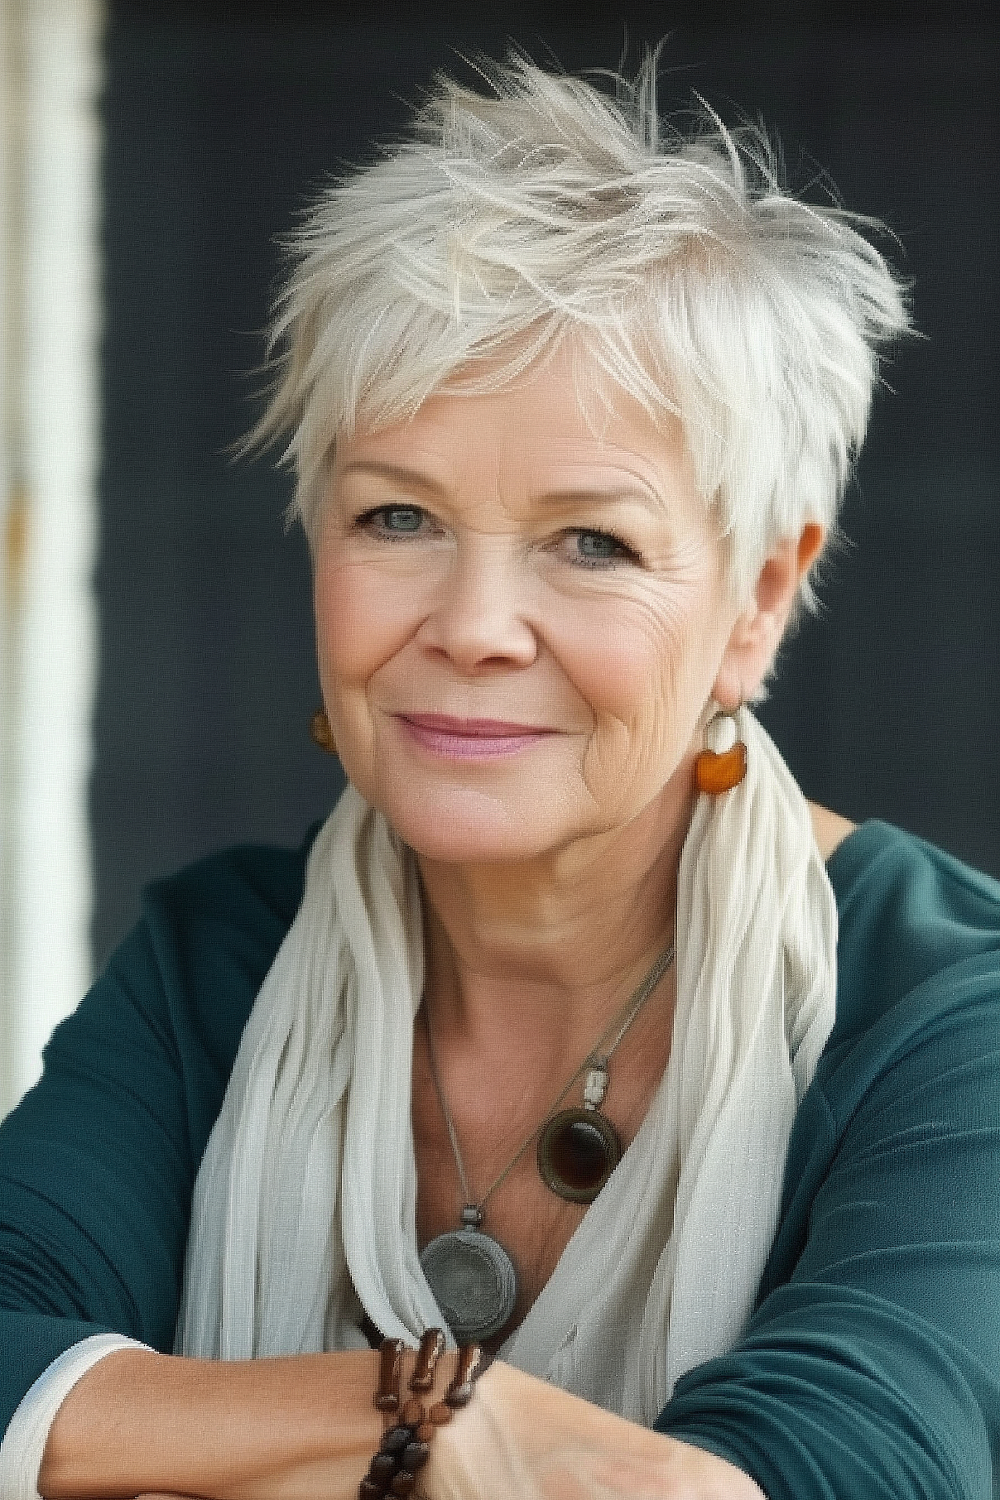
[417,536,538,674]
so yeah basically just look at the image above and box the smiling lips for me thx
[398,713,554,760]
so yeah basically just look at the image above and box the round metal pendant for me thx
[536,1107,621,1203]
[420,1228,518,1343]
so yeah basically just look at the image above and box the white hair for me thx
[257,52,910,606]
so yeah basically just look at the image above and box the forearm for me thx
[427,1361,765,1500]
[39,1351,765,1500]
[37,1347,384,1500]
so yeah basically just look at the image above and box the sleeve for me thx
[0,1334,150,1500]
[0,921,206,1436]
[0,840,301,1445]
[655,957,1000,1499]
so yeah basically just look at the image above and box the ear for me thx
[713,523,825,706]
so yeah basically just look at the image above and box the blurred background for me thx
[1,0,998,1116]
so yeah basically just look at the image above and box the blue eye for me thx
[382,506,424,532]
[570,529,639,567]
[578,531,619,559]
[358,505,426,536]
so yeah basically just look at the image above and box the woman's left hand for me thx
[427,1361,765,1500]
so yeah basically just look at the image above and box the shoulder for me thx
[820,818,1000,1079]
[35,827,319,1147]
[141,829,315,944]
[125,827,318,1071]
[760,819,1000,1313]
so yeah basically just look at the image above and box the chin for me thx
[373,783,565,867]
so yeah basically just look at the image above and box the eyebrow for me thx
[336,460,449,497]
[338,461,665,512]
[537,485,665,512]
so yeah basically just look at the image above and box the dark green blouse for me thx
[2,820,1000,1497]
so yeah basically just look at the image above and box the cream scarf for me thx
[174,709,837,1422]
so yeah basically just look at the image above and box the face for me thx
[313,353,749,867]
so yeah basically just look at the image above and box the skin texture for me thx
[39,351,827,1499]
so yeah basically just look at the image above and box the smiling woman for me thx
[2,47,1000,1500]
[314,354,780,869]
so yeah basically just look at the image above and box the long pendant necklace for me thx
[418,939,675,1343]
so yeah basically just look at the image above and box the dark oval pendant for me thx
[536,1107,621,1203]
[420,1228,518,1343]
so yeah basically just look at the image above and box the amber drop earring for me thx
[693,708,747,795]
[310,708,338,756]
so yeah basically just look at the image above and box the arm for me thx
[0,924,203,1436]
[0,845,305,1465]
[0,1336,150,1500]
[657,957,1000,1498]
[40,1348,762,1500]
[37,1347,382,1500]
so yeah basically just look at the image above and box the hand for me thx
[426,1361,765,1500]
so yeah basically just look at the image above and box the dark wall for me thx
[93,1,1000,967]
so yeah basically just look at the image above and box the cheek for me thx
[545,586,731,798]
[546,587,710,726]
[314,557,418,692]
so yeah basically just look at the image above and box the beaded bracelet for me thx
[359,1330,484,1499]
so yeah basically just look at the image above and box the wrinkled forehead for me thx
[331,344,699,506]
[326,330,692,486]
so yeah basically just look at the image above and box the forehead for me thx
[334,353,701,518]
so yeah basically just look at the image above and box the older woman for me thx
[2,52,1000,1500]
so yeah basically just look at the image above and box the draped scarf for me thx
[174,708,837,1422]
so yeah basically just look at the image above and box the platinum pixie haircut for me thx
[258,53,910,605]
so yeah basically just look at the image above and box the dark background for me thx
[93,0,1000,969]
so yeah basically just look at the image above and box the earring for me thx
[693,708,747,795]
[310,708,338,756]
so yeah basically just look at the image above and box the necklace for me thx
[418,939,675,1343]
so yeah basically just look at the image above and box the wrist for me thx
[359,1335,487,1500]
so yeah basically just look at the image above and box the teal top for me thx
[2,820,1000,1497]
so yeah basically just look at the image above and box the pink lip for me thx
[397,713,553,760]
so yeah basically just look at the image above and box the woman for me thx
[3,52,1000,1500]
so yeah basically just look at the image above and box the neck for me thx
[416,790,689,1060]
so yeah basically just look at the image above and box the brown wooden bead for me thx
[369,1453,397,1485]
[445,1343,484,1408]
[379,1426,410,1454]
[364,1336,485,1500]
[401,1440,431,1471]
[693,741,747,795]
[374,1339,405,1411]
[409,1328,445,1391]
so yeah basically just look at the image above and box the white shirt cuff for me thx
[0,1333,151,1500]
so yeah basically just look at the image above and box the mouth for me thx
[396,713,554,760]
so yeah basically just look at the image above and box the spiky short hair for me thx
[257,53,910,605]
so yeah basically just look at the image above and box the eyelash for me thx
[355,505,435,540]
[565,528,643,569]
[353,506,643,569]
